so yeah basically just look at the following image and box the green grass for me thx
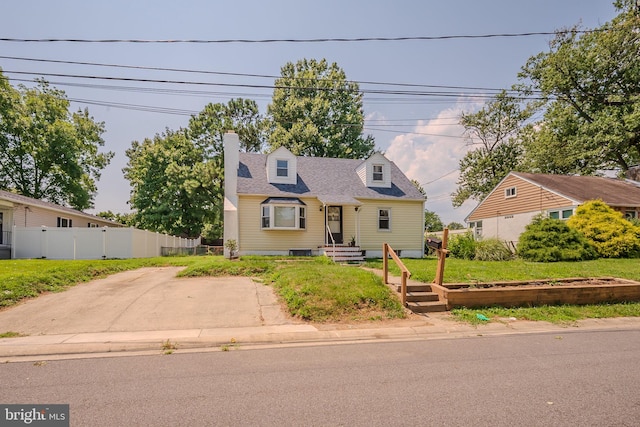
[364,257,640,283]
[365,257,640,324]
[452,303,640,325]
[0,331,25,338]
[3,255,640,325]
[268,257,405,322]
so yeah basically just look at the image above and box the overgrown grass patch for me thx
[452,303,640,325]
[268,258,405,322]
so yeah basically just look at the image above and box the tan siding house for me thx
[0,189,123,259]
[223,133,426,258]
[466,171,640,246]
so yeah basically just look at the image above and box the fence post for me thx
[382,243,388,284]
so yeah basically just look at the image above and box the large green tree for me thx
[0,72,113,210]
[124,129,216,237]
[519,0,640,174]
[267,58,375,159]
[124,98,265,238]
[453,91,533,207]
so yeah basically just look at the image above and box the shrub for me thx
[475,238,513,261]
[567,200,640,258]
[448,232,477,260]
[517,216,598,262]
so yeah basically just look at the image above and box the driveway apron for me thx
[0,267,289,335]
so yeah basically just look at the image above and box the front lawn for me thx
[364,257,640,283]
[2,256,640,325]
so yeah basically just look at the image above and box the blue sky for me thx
[0,1,620,224]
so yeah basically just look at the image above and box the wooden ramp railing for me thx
[382,243,411,306]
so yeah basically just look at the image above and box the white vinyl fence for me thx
[11,226,200,260]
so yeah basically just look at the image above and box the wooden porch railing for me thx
[382,243,411,306]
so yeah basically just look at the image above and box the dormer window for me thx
[276,159,288,177]
[267,147,297,184]
[357,153,391,188]
[373,164,384,181]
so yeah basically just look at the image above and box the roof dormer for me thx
[357,152,392,188]
[266,146,297,185]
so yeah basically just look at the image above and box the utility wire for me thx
[0,55,522,94]
[2,70,543,101]
[0,30,605,44]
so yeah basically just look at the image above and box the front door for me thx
[326,206,343,244]
[0,212,3,244]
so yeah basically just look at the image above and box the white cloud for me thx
[384,102,479,224]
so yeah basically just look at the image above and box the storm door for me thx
[326,206,343,244]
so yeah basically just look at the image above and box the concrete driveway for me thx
[0,267,293,335]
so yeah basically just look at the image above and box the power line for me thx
[0,55,524,94]
[0,30,605,44]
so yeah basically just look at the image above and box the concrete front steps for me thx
[322,245,365,263]
[395,283,448,313]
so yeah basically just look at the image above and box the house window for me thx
[274,206,296,228]
[378,208,390,231]
[260,198,306,230]
[505,187,517,198]
[276,159,288,177]
[373,164,384,181]
[626,210,638,220]
[469,221,482,239]
[57,217,72,228]
[88,222,99,228]
[299,207,306,229]
[549,209,573,220]
[262,206,270,228]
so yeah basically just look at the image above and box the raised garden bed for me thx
[430,277,640,309]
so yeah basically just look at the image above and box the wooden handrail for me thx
[382,243,411,306]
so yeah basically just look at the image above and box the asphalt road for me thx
[1,329,639,426]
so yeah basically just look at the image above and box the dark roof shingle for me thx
[513,172,640,206]
[236,153,424,201]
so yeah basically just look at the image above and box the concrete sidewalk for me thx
[1,267,640,362]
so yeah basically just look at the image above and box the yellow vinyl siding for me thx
[238,195,324,251]
[357,199,423,251]
[468,175,573,221]
[238,195,423,252]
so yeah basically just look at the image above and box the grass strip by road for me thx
[452,303,640,325]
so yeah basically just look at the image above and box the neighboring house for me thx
[223,132,426,258]
[0,189,123,259]
[465,171,640,247]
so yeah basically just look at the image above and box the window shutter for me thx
[57,217,61,227]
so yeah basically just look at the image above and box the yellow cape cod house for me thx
[223,132,426,260]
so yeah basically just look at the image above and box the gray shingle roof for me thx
[236,153,425,201]
[513,172,640,206]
